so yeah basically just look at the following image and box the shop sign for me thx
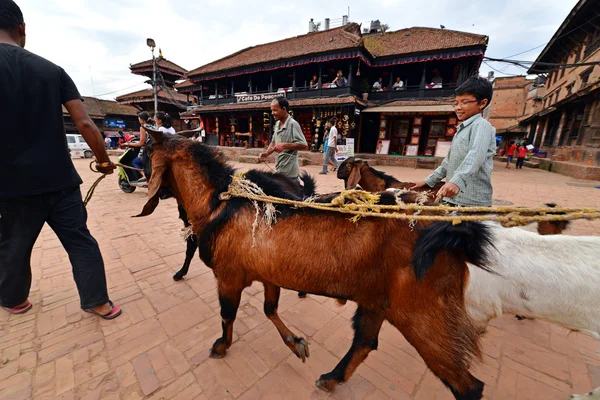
[235,92,284,104]
[335,138,355,162]
[104,119,126,129]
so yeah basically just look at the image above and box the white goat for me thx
[466,221,600,339]
[464,222,600,399]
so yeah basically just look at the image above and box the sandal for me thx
[2,301,33,315]
[84,300,122,320]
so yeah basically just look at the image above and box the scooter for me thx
[117,146,147,193]
[116,126,202,193]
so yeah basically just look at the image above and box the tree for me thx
[381,23,390,33]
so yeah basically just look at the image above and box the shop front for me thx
[181,95,365,153]
[359,103,457,157]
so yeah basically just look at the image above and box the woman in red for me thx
[516,142,527,169]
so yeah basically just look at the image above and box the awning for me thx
[362,105,454,113]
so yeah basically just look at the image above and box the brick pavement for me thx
[1,158,599,400]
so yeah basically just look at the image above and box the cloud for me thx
[16,0,579,98]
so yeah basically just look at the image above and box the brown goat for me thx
[138,127,494,400]
[337,157,444,195]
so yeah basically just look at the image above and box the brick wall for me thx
[487,76,531,131]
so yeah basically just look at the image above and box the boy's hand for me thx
[274,144,285,153]
[410,181,428,190]
[437,182,460,199]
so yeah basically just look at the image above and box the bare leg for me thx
[264,283,310,362]
[315,306,384,392]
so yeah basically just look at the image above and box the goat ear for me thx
[144,124,167,144]
[346,165,362,189]
[133,164,166,217]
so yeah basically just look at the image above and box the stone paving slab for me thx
[1,157,599,400]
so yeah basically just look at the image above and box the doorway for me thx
[360,114,380,153]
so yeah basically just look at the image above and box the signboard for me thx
[434,141,452,158]
[235,92,284,104]
[405,145,419,156]
[376,140,390,155]
[335,138,355,162]
[104,119,126,129]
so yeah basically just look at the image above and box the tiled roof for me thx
[62,97,103,118]
[181,95,365,115]
[131,57,188,76]
[62,97,140,118]
[116,88,190,103]
[363,27,488,58]
[188,23,363,78]
[174,80,193,89]
[368,98,454,108]
[101,100,140,116]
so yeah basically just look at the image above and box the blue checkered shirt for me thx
[425,114,496,206]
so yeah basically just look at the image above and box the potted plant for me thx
[359,79,370,100]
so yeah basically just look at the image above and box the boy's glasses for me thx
[452,100,479,108]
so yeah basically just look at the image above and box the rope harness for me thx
[83,166,600,227]
[219,175,600,226]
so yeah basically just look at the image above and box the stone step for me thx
[298,157,312,166]
[416,158,438,170]
[524,161,540,168]
[238,155,262,164]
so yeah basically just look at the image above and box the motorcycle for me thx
[116,126,202,193]
[117,146,147,193]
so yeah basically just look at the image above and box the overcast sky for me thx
[17,0,578,100]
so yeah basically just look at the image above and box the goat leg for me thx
[210,283,244,359]
[263,283,310,362]
[173,234,197,281]
[316,306,384,392]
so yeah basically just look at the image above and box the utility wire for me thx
[94,82,148,97]
[482,61,524,77]
[502,14,600,59]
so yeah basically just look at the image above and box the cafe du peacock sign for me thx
[235,92,285,104]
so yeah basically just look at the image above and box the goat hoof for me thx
[570,387,600,399]
[297,292,307,298]
[296,338,310,362]
[315,374,340,392]
[286,336,310,362]
[173,272,185,281]
[209,339,228,359]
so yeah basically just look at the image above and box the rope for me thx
[116,162,143,172]
[83,161,108,207]
[219,177,600,225]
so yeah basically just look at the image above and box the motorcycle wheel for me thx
[118,175,136,193]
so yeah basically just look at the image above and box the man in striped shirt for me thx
[412,76,496,206]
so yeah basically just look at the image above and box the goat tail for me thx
[299,171,317,198]
[412,222,494,281]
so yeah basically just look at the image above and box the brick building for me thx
[518,0,600,179]
[178,21,488,157]
[485,76,532,150]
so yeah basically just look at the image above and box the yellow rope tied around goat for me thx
[218,176,600,228]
